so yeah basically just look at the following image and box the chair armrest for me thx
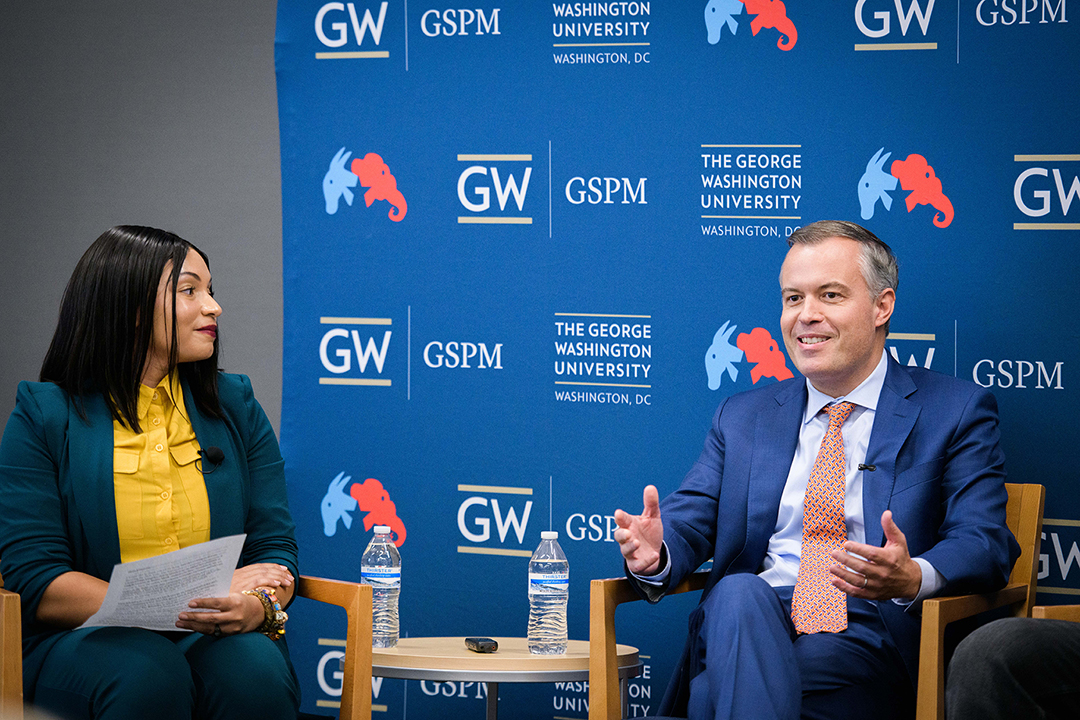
[916,583,1028,720]
[297,576,371,720]
[1032,605,1080,621]
[1,587,23,719]
[590,578,636,720]
[589,571,708,720]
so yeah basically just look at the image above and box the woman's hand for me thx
[229,563,293,595]
[175,563,295,635]
[176,592,265,636]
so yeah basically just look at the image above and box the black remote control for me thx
[464,637,498,653]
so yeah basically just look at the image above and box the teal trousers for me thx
[31,626,299,720]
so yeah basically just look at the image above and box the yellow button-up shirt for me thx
[112,375,211,563]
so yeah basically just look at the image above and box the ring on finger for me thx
[861,575,868,589]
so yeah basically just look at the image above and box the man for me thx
[614,221,1019,720]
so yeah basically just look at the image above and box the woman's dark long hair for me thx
[40,226,223,430]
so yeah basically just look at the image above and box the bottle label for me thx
[528,572,569,594]
[362,567,401,588]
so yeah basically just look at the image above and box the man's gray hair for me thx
[787,220,899,300]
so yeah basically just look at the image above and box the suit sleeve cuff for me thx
[892,557,944,608]
[629,542,671,586]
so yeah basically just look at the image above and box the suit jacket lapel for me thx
[744,380,806,560]
[863,360,920,549]
[183,379,241,538]
[67,393,123,571]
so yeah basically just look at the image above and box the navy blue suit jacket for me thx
[635,358,1019,710]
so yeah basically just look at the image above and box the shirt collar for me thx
[136,372,190,423]
[802,349,888,425]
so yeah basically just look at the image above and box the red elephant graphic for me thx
[737,327,794,384]
[350,477,407,546]
[742,0,798,51]
[890,154,954,228]
[351,153,408,222]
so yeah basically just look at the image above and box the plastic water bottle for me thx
[361,525,401,648]
[527,530,568,654]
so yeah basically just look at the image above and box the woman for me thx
[0,226,300,719]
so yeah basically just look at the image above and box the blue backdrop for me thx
[275,1,1079,717]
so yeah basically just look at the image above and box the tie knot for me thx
[826,401,855,426]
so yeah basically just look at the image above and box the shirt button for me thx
[164,537,174,545]
[155,443,164,452]
[153,418,161,426]
[153,392,160,400]
[161,491,170,500]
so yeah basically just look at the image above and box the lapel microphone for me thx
[198,446,225,474]
[858,464,876,472]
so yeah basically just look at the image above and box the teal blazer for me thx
[0,372,299,694]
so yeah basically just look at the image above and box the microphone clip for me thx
[197,446,225,474]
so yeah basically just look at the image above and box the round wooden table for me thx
[371,636,641,720]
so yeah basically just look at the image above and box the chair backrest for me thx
[1003,482,1045,617]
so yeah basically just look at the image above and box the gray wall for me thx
[0,2,283,436]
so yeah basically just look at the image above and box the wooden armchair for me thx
[0,574,21,720]
[588,482,1045,720]
[590,569,707,720]
[0,573,373,720]
[1031,605,1080,621]
[916,482,1044,720]
[297,576,373,720]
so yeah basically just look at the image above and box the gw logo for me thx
[318,317,393,387]
[457,154,533,225]
[424,341,503,369]
[421,8,501,36]
[886,332,937,369]
[565,176,647,205]
[316,2,388,48]
[1039,526,1080,589]
[977,0,1067,25]
[317,648,389,703]
[856,0,936,38]
[456,485,533,556]
[1014,158,1080,220]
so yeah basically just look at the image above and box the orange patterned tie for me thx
[792,401,855,634]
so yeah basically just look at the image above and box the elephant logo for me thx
[705,0,797,51]
[858,147,954,228]
[737,327,793,384]
[705,320,792,390]
[322,146,408,222]
[320,472,407,546]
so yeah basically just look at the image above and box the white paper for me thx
[79,534,246,632]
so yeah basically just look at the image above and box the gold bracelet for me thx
[243,586,288,640]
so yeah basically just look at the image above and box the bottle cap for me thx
[374,525,391,534]
[541,531,558,540]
